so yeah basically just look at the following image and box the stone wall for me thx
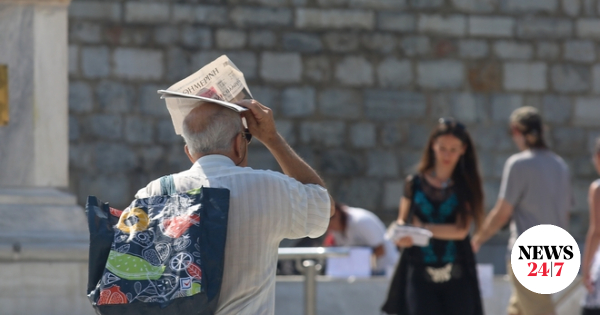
[68,0,600,239]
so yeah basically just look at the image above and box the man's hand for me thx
[237,99,278,146]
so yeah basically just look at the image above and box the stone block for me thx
[324,33,359,52]
[154,26,179,45]
[517,17,573,39]
[69,81,93,113]
[361,34,397,54]
[377,13,416,32]
[251,86,279,112]
[335,56,374,86]
[377,58,412,88]
[577,19,600,38]
[364,90,426,120]
[503,62,547,91]
[410,0,445,8]
[69,1,121,21]
[300,121,346,147]
[215,29,247,49]
[451,0,495,12]
[501,0,558,13]
[281,87,316,117]
[450,93,487,123]
[552,127,586,151]
[564,40,596,62]
[274,120,295,146]
[226,52,258,80]
[296,9,374,30]
[113,48,163,80]
[417,60,464,89]
[166,47,190,83]
[338,178,381,210]
[383,180,404,209]
[418,14,467,36]
[173,5,228,25]
[401,36,431,56]
[593,64,600,93]
[319,149,364,175]
[125,116,153,144]
[81,46,109,78]
[537,41,560,60]
[87,114,123,140]
[551,64,590,93]
[367,150,398,177]
[408,124,430,148]
[70,21,102,44]
[349,0,407,9]
[459,40,489,58]
[69,45,79,76]
[94,143,137,173]
[283,33,323,52]
[563,0,582,16]
[350,123,376,148]
[181,26,212,49]
[401,150,423,175]
[230,7,292,26]
[381,123,408,147]
[304,56,331,82]
[260,52,302,83]
[471,124,514,151]
[468,62,502,92]
[79,173,131,207]
[574,97,600,126]
[493,41,533,59]
[469,16,515,37]
[157,119,182,144]
[125,2,169,23]
[139,84,169,117]
[490,94,523,122]
[542,95,571,123]
[69,116,79,141]
[250,30,276,48]
[96,81,134,113]
[172,4,195,23]
[318,88,362,119]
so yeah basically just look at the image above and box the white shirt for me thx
[331,207,399,273]
[135,155,331,315]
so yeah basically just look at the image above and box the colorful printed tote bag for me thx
[86,176,230,315]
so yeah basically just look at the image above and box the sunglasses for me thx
[243,129,252,144]
[439,117,465,131]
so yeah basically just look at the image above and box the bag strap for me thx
[159,175,176,196]
[406,175,419,225]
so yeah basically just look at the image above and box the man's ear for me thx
[232,133,243,159]
[184,145,195,163]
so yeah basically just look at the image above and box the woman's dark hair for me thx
[510,106,547,149]
[417,118,484,232]
[333,202,349,233]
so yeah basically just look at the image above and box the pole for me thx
[302,259,317,315]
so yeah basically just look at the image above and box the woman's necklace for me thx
[431,170,451,189]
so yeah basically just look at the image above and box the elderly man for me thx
[135,99,334,315]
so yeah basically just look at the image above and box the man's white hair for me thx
[181,106,243,156]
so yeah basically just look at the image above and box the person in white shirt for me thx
[136,99,334,315]
[326,203,399,275]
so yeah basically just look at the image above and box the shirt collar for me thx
[192,154,236,169]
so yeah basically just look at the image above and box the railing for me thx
[278,247,351,315]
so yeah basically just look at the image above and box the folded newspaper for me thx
[157,55,253,135]
[387,224,433,247]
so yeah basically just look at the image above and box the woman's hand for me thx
[396,236,413,248]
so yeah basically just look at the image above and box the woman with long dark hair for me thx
[382,118,485,315]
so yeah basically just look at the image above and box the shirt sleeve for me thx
[354,215,386,247]
[274,174,331,240]
[134,179,163,199]
[403,175,415,200]
[498,157,524,207]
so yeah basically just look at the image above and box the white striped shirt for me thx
[135,154,331,315]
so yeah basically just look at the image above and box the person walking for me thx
[382,118,485,315]
[472,106,572,315]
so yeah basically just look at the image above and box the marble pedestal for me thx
[0,1,92,314]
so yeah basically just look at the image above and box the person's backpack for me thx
[86,175,230,315]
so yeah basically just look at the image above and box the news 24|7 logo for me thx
[510,224,580,294]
